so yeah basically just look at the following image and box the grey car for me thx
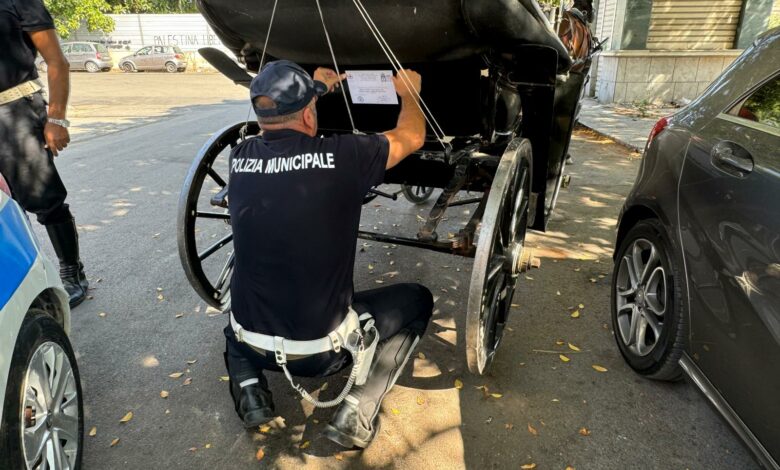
[118,45,188,73]
[60,42,113,72]
[611,28,779,469]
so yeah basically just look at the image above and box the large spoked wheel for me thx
[401,185,435,204]
[178,121,258,310]
[466,138,533,374]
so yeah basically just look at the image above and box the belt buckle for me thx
[345,329,363,351]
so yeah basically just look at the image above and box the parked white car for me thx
[0,172,83,469]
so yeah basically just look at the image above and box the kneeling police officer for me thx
[225,60,433,449]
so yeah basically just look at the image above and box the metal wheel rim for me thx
[21,341,80,470]
[85,62,99,73]
[121,63,133,72]
[615,238,667,356]
[177,122,254,309]
[166,63,177,73]
[466,138,532,374]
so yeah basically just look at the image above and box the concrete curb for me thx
[575,122,643,153]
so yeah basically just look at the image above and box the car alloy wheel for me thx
[21,341,80,469]
[165,62,177,73]
[121,62,135,72]
[615,238,666,356]
[85,61,100,73]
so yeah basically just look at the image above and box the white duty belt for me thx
[230,307,380,408]
[0,80,42,106]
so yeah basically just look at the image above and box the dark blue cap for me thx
[250,60,328,117]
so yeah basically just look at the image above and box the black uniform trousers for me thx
[224,283,433,384]
[0,93,72,225]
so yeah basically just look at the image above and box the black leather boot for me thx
[324,329,420,449]
[229,377,276,428]
[46,219,88,308]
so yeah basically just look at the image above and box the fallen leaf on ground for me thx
[157,294,164,301]
[417,352,426,360]
[368,264,374,270]
[255,448,265,461]
[454,378,464,390]
[521,464,537,469]
[119,412,133,423]
[578,303,585,309]
[416,395,426,405]
[579,427,591,436]
[556,290,561,295]
[89,427,97,437]
[555,340,565,346]
[219,376,229,382]
[169,372,184,379]
[335,453,344,461]
[490,393,503,398]
[592,365,608,372]
[568,343,581,352]
[505,423,514,430]
[312,418,319,424]
[175,313,184,319]
[183,377,192,386]
[98,312,107,318]
[566,467,576,470]
[186,359,197,364]
[559,354,570,362]
[259,425,271,433]
[375,279,384,284]
[160,390,169,398]
[188,447,197,452]
[391,408,400,415]
[299,441,310,449]
[570,310,580,319]
[527,423,538,436]
[110,438,120,447]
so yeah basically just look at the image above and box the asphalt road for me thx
[33,73,759,469]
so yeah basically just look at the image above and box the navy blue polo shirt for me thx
[228,129,389,341]
[0,0,53,91]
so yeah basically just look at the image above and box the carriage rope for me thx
[314,0,359,134]
[350,0,449,149]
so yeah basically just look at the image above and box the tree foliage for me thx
[44,0,115,38]
[107,0,199,13]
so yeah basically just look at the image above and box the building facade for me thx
[592,0,778,104]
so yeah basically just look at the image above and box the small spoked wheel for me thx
[84,61,100,73]
[611,219,685,380]
[178,121,258,310]
[401,185,435,204]
[466,138,533,374]
[0,312,84,470]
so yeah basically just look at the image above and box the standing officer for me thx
[225,60,433,449]
[0,0,88,307]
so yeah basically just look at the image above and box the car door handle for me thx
[711,141,754,175]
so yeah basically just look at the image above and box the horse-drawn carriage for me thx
[177,0,597,374]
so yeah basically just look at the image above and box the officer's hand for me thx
[393,69,422,99]
[313,67,346,93]
[44,122,70,157]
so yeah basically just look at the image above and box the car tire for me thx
[0,310,84,469]
[84,61,100,73]
[611,218,686,381]
[165,62,177,73]
[121,62,135,73]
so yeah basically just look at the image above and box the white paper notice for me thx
[345,70,398,105]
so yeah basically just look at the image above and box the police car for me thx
[0,172,83,469]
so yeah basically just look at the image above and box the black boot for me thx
[223,350,276,428]
[229,376,276,428]
[324,329,420,449]
[45,219,88,308]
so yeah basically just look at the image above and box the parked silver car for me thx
[118,46,188,73]
[60,42,113,72]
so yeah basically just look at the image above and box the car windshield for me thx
[173,46,184,54]
[95,43,109,53]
